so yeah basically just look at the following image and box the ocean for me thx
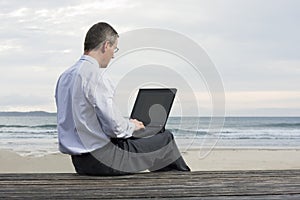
[0,113,299,156]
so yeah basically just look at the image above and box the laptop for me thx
[130,88,177,138]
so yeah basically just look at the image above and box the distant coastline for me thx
[0,111,298,117]
[0,111,56,117]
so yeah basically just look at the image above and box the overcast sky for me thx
[0,0,299,116]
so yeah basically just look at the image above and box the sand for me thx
[1,148,300,173]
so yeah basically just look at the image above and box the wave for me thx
[0,124,57,129]
[170,128,237,134]
[220,136,300,140]
[254,123,300,128]
[171,128,208,135]
[0,130,57,134]
[170,127,300,140]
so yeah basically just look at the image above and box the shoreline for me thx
[1,147,300,173]
[4,145,300,157]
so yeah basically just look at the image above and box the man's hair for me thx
[84,22,119,52]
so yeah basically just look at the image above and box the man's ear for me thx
[102,41,110,53]
[100,41,107,53]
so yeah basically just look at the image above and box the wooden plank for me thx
[0,170,299,199]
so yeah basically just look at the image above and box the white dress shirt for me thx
[55,55,135,155]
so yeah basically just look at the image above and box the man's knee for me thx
[162,129,174,140]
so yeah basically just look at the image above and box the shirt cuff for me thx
[124,121,135,138]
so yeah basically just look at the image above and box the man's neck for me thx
[84,50,103,67]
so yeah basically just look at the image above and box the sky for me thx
[0,0,299,116]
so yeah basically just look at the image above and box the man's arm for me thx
[91,72,144,138]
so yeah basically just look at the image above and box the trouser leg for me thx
[71,130,190,175]
[111,130,190,172]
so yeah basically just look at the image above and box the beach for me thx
[1,115,300,173]
[1,148,300,173]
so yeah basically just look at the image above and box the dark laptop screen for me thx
[130,88,177,127]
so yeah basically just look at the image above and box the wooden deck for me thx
[1,170,300,199]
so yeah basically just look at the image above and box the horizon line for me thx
[0,111,299,117]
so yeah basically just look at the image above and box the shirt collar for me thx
[80,55,100,68]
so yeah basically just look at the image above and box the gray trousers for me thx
[71,130,190,176]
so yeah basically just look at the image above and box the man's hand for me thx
[130,119,145,131]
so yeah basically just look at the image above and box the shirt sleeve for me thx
[90,71,135,138]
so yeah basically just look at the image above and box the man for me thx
[55,22,190,175]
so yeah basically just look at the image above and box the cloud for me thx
[225,91,300,116]
[0,93,55,112]
[0,94,49,106]
[0,0,299,115]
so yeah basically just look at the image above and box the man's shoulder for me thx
[60,64,78,79]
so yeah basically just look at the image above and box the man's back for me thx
[55,56,111,155]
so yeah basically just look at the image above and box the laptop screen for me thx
[130,88,177,127]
